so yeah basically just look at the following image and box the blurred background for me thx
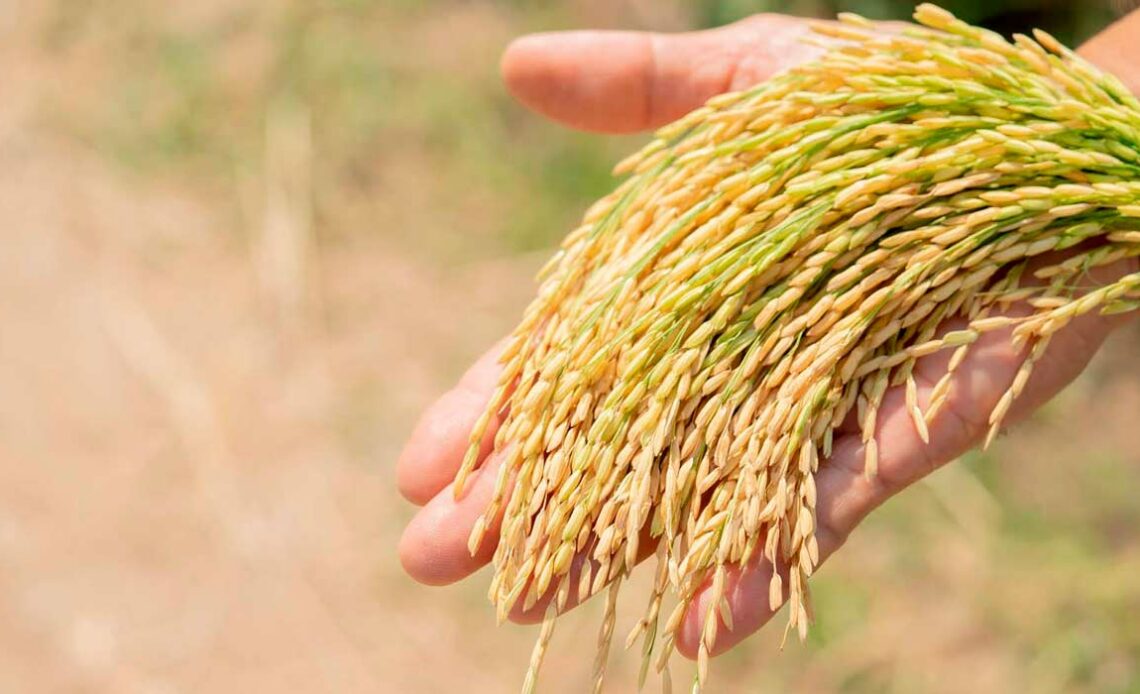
[2,1,1138,692]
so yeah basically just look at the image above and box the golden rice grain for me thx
[457,5,1140,691]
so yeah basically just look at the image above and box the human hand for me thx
[398,11,1140,660]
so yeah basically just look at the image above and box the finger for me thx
[678,258,1138,657]
[397,343,506,505]
[501,14,822,134]
[402,451,658,606]
[398,450,505,586]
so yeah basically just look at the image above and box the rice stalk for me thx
[459,4,1140,690]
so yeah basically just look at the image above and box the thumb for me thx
[500,14,822,134]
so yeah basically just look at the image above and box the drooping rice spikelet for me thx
[457,5,1140,691]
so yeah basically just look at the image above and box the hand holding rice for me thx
[452,5,1140,691]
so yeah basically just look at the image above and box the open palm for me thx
[397,12,1140,660]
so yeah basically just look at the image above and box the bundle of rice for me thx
[456,5,1140,690]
